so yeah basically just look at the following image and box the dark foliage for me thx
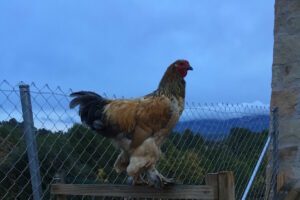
[0,119,268,199]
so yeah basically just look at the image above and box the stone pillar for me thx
[270,0,300,197]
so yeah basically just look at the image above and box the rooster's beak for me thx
[188,66,193,71]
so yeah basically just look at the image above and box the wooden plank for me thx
[54,172,66,200]
[218,171,235,200]
[51,184,218,199]
[56,194,66,200]
[206,173,219,198]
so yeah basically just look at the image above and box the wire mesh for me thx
[0,80,274,199]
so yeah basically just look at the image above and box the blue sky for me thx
[0,0,274,104]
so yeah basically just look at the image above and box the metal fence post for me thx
[271,107,279,199]
[241,135,271,200]
[19,84,43,200]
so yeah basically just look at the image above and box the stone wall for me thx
[271,0,300,197]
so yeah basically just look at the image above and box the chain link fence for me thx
[0,80,277,200]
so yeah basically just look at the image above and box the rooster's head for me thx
[158,59,193,98]
[173,59,193,78]
[162,59,193,80]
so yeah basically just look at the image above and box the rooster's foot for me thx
[126,176,148,186]
[147,168,174,188]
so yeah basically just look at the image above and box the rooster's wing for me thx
[104,95,172,147]
[70,92,172,148]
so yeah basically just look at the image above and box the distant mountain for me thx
[174,114,270,139]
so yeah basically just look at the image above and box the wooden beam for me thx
[206,172,219,198]
[218,171,235,200]
[51,184,218,200]
[53,172,66,200]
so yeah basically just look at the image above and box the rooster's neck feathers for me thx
[156,67,186,99]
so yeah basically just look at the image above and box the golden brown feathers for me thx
[69,59,193,187]
[102,96,172,147]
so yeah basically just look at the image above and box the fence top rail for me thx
[1,79,270,110]
[51,184,218,199]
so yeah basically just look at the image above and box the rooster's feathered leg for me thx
[114,151,129,173]
[147,167,174,188]
[126,175,148,185]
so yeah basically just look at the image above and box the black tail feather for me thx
[69,91,108,130]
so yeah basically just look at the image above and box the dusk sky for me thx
[0,0,274,104]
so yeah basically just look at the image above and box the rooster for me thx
[70,60,193,188]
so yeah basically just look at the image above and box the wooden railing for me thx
[51,171,235,200]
